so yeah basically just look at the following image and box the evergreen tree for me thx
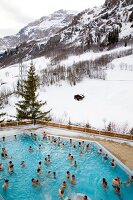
[108,28,119,45]
[0,98,5,120]
[107,122,112,132]
[86,122,91,129]
[16,79,23,95]
[16,62,51,122]
[124,41,127,47]
[130,127,133,135]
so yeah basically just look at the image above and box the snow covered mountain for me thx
[0,0,133,69]
[0,9,77,52]
[56,0,133,50]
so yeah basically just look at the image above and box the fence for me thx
[0,120,132,141]
[0,121,32,127]
[37,120,133,141]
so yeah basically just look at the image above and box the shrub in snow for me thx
[129,128,133,135]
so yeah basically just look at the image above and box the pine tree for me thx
[16,80,23,95]
[130,128,133,135]
[0,98,5,121]
[16,62,51,122]
[86,122,91,129]
[107,122,112,132]
[108,28,119,45]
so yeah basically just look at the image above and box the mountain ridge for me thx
[0,9,77,52]
[0,1,133,68]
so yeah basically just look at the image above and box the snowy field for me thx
[0,46,133,131]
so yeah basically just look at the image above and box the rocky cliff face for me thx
[105,0,133,7]
[55,0,133,50]
[0,9,77,52]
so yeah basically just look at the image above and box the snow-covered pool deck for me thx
[0,124,133,174]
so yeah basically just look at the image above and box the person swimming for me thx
[66,171,70,179]
[68,153,71,159]
[29,146,34,153]
[58,188,64,198]
[2,179,9,189]
[70,175,76,184]
[78,142,81,147]
[82,196,88,200]
[2,148,7,154]
[44,157,48,164]
[48,136,50,140]
[111,159,116,167]
[1,152,8,158]
[103,154,108,160]
[47,159,51,164]
[0,163,4,170]
[21,161,26,167]
[8,164,14,174]
[38,144,42,150]
[2,136,5,142]
[115,186,121,195]
[70,155,74,162]
[102,178,108,189]
[8,161,13,168]
[31,178,37,186]
[85,144,90,151]
[112,177,122,190]
[98,149,102,154]
[47,171,51,177]
[53,172,56,179]
[42,131,47,139]
[74,160,77,168]
[61,181,67,190]
[70,139,72,145]
[129,175,133,182]
[37,168,41,176]
[1,148,8,158]
[14,135,17,140]
[31,178,40,186]
[125,175,133,186]
[38,161,42,169]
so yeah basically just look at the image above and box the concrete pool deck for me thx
[0,124,133,172]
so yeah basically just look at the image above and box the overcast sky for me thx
[0,0,105,37]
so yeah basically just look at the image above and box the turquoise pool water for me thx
[0,133,132,200]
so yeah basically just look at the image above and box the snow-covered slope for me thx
[0,47,133,131]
